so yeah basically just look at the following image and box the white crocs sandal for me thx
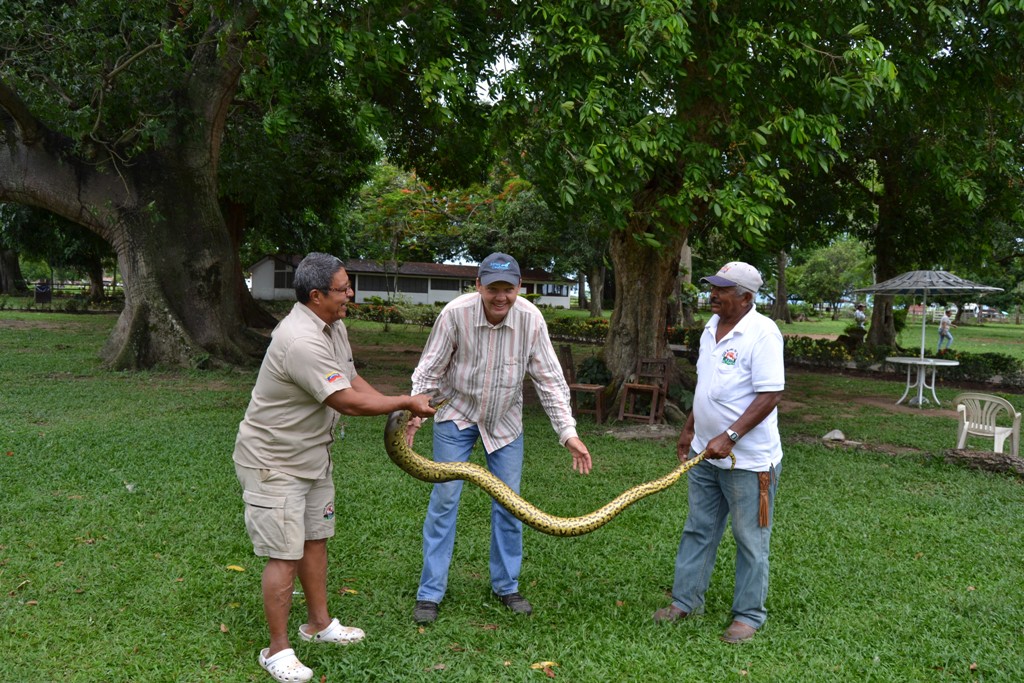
[298,617,365,645]
[258,647,313,683]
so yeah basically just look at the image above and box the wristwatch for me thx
[726,429,741,443]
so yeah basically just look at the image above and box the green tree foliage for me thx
[821,1,1024,346]
[494,1,896,379]
[0,204,116,300]
[342,163,469,265]
[0,0,509,367]
[788,236,873,317]
[343,164,609,300]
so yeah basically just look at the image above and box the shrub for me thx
[784,336,852,368]
[347,303,403,325]
[934,350,1024,387]
[893,308,908,334]
[62,298,86,313]
[667,325,702,349]
[405,304,440,327]
[547,316,609,341]
[789,302,817,319]
[576,355,612,385]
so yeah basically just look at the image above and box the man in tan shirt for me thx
[234,253,434,683]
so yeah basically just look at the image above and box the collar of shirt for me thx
[707,305,757,341]
[293,301,340,336]
[472,296,519,330]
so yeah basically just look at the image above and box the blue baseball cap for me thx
[478,253,521,286]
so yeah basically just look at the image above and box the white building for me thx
[248,256,572,308]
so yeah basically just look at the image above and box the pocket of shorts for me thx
[242,490,287,552]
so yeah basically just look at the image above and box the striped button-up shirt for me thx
[411,293,577,453]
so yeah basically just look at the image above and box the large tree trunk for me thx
[577,271,587,310]
[587,264,605,318]
[0,248,25,294]
[87,260,104,302]
[866,211,902,348]
[605,222,683,392]
[224,200,278,329]
[677,240,696,328]
[770,249,792,323]
[0,7,267,368]
[98,163,268,369]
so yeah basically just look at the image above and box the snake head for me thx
[427,392,450,410]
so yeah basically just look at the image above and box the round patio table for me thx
[885,356,960,407]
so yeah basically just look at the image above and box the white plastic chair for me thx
[954,393,1021,457]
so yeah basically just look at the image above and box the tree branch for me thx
[185,7,259,168]
[0,79,42,145]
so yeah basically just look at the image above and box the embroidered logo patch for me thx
[323,503,335,520]
[325,371,343,383]
[721,349,738,366]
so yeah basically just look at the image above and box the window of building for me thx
[431,278,461,291]
[540,283,568,296]
[358,274,390,292]
[397,276,428,293]
[274,261,294,289]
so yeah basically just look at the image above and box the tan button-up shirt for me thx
[412,293,577,452]
[233,302,357,479]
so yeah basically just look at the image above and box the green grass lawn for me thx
[2,312,1023,682]
[771,315,1024,358]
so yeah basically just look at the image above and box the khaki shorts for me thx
[236,464,335,560]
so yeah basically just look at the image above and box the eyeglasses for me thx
[323,283,353,294]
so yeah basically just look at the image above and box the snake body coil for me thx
[384,409,717,537]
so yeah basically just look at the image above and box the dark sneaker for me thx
[652,604,689,624]
[494,591,533,615]
[413,600,439,624]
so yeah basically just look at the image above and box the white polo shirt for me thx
[692,305,784,471]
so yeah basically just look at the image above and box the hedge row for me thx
[587,322,1024,389]
[342,308,1024,389]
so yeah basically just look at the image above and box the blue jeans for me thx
[938,332,953,351]
[669,457,781,629]
[417,420,524,603]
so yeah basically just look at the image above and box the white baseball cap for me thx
[700,262,763,291]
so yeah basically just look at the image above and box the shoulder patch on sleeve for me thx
[325,371,345,383]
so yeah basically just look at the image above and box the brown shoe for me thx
[721,620,757,644]
[652,604,688,624]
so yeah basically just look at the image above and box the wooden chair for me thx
[558,345,607,424]
[618,357,672,424]
[954,392,1021,457]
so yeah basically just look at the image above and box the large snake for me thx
[384,409,733,537]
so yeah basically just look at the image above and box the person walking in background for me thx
[937,308,956,354]
[652,261,784,645]
[404,252,593,625]
[854,303,867,329]
[233,253,436,683]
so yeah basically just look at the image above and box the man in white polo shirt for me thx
[652,261,784,645]
[234,253,435,683]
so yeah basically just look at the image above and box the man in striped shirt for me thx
[405,253,593,624]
